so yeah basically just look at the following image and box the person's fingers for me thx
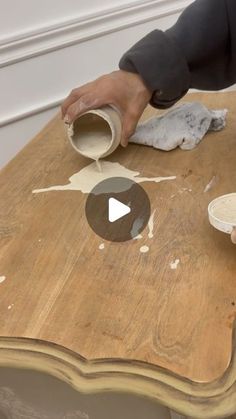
[231,228,236,244]
[65,93,106,123]
[61,76,111,119]
[61,70,151,147]
[120,106,143,147]
[120,113,138,147]
[61,85,90,119]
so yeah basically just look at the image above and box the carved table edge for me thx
[0,324,236,419]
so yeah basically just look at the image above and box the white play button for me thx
[85,177,151,242]
[108,197,131,223]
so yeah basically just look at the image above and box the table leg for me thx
[170,411,236,419]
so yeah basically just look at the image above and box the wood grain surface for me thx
[0,92,236,396]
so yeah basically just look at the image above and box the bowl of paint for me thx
[66,105,122,161]
[208,193,236,234]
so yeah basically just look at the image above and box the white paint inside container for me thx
[70,113,112,160]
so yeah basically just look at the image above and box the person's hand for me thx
[61,70,152,147]
[231,228,236,244]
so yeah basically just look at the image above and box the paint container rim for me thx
[67,105,122,160]
[208,192,236,234]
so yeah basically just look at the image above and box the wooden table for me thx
[0,92,236,418]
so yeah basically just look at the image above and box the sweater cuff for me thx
[119,29,191,109]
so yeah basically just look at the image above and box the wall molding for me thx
[0,97,63,128]
[0,0,192,68]
[0,0,193,128]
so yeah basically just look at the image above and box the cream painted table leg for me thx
[170,411,236,419]
[170,411,188,419]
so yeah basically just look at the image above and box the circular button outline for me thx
[85,176,151,243]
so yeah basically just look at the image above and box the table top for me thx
[0,92,236,418]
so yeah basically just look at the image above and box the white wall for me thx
[0,0,143,39]
[0,0,193,169]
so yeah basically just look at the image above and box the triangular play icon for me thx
[108,198,131,223]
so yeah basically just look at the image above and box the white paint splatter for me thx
[99,243,105,250]
[148,210,156,239]
[7,304,14,310]
[170,259,180,270]
[0,276,6,284]
[32,161,176,195]
[171,188,192,198]
[204,176,217,193]
[179,187,192,194]
[133,234,143,240]
[140,245,149,253]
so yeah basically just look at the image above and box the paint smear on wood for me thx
[0,276,6,284]
[204,176,217,193]
[148,210,156,239]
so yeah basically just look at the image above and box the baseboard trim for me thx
[0,0,191,68]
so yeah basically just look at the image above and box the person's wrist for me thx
[116,70,152,101]
[130,72,152,101]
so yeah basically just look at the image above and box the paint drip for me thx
[170,259,180,270]
[148,210,156,239]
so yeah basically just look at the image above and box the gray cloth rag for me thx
[129,102,228,151]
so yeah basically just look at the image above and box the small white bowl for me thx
[208,193,236,234]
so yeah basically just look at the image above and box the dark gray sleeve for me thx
[119,0,236,109]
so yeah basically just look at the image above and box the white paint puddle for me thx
[170,259,180,270]
[33,161,176,257]
[0,276,6,284]
[33,161,176,195]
